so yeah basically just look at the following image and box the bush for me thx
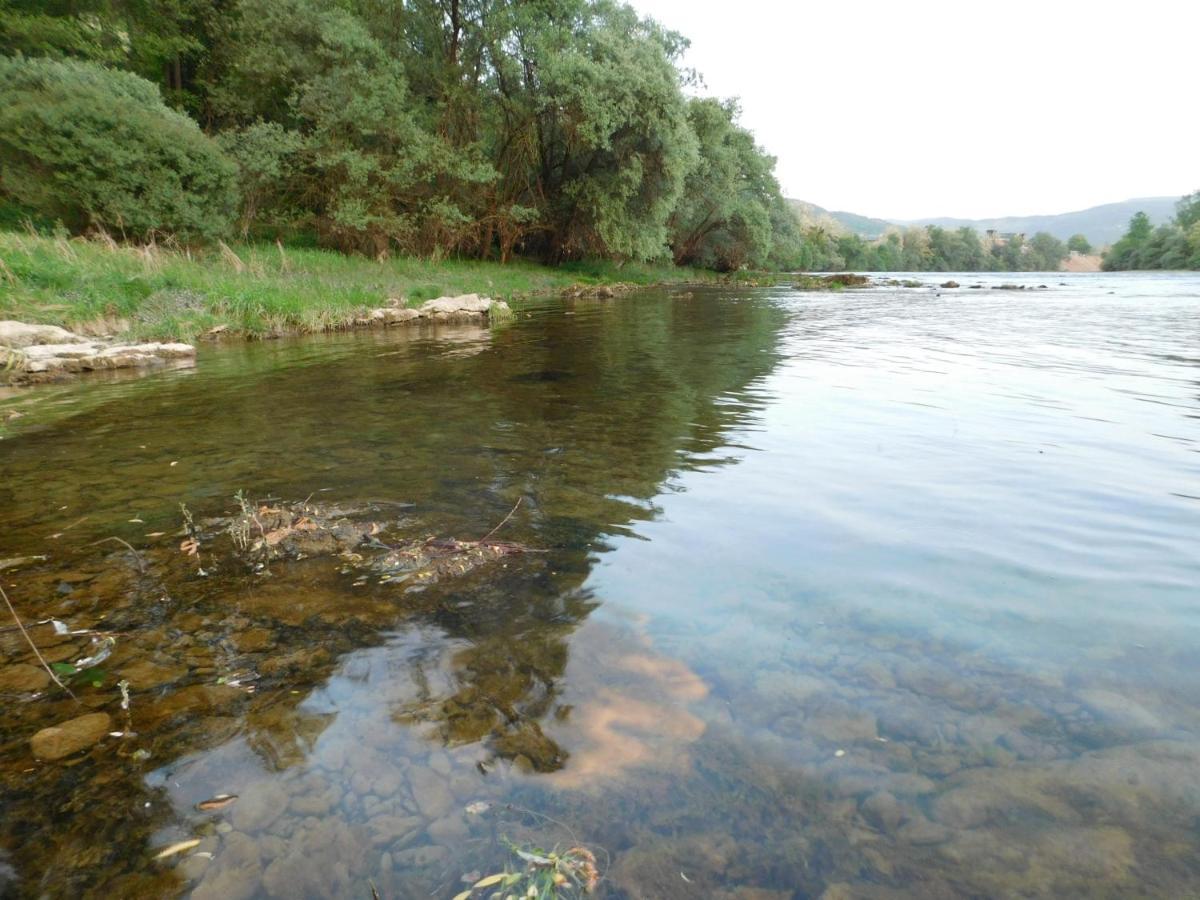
[0,55,236,240]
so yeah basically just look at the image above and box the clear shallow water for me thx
[1,272,1198,898]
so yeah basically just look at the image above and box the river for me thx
[1,271,1198,897]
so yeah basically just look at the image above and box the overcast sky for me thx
[628,0,1198,220]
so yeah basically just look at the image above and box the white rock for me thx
[418,294,494,315]
[18,339,195,374]
[380,308,420,324]
[0,321,86,348]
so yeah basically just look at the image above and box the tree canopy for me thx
[0,54,236,239]
[1103,197,1200,271]
[0,0,794,269]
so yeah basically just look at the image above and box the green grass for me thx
[0,230,733,342]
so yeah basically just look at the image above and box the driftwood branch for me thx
[479,497,523,543]
[87,536,147,575]
[0,582,79,702]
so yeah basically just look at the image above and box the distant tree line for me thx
[1103,192,1200,270]
[0,0,808,270]
[795,225,1070,273]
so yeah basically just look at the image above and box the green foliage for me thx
[454,841,599,900]
[1026,232,1067,271]
[208,0,494,255]
[516,1,697,261]
[0,0,801,270]
[217,123,304,237]
[0,230,725,342]
[0,1,128,64]
[1103,207,1198,271]
[670,98,778,270]
[1175,190,1200,230]
[0,56,236,240]
[1067,233,1092,254]
[794,223,1073,273]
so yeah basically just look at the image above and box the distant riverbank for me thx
[1062,251,1103,272]
[0,231,739,345]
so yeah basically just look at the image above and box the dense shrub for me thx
[0,55,236,240]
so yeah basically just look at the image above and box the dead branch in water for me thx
[479,497,523,543]
[47,515,88,539]
[0,582,79,702]
[87,536,147,575]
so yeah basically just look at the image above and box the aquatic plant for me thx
[455,841,600,900]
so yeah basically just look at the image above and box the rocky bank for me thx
[0,321,195,383]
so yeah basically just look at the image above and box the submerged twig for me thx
[87,536,147,575]
[47,515,88,539]
[0,582,79,702]
[479,497,523,543]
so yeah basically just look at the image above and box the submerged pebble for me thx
[29,712,111,760]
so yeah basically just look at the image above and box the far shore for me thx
[1062,252,1103,272]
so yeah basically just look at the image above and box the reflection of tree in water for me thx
[394,580,599,771]
[0,289,789,894]
[386,292,788,770]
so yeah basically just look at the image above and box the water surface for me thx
[2,272,1199,898]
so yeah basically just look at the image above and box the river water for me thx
[1,271,1198,898]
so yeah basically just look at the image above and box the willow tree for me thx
[0,55,236,239]
[669,98,780,271]
[482,0,698,262]
[207,0,492,254]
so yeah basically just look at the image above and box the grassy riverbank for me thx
[0,230,733,342]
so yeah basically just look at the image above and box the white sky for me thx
[628,0,1199,220]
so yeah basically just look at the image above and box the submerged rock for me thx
[408,768,455,819]
[393,845,450,868]
[30,712,112,760]
[1077,688,1163,732]
[561,282,639,299]
[794,273,871,291]
[0,663,51,693]
[117,658,187,690]
[860,790,906,830]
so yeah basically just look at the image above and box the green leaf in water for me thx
[51,662,77,677]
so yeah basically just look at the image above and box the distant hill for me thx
[906,197,1180,245]
[787,199,892,239]
[786,196,1182,246]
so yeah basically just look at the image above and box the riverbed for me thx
[1,272,1198,897]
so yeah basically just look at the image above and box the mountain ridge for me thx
[788,196,1181,245]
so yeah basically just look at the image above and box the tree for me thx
[509,1,698,261]
[1067,234,1092,254]
[669,98,780,270]
[1187,222,1200,269]
[1175,190,1200,231]
[0,1,225,115]
[207,0,492,254]
[1027,232,1067,271]
[0,0,833,270]
[900,227,932,270]
[0,55,236,239]
[1103,212,1153,270]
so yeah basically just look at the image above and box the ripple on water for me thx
[1,274,1199,896]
